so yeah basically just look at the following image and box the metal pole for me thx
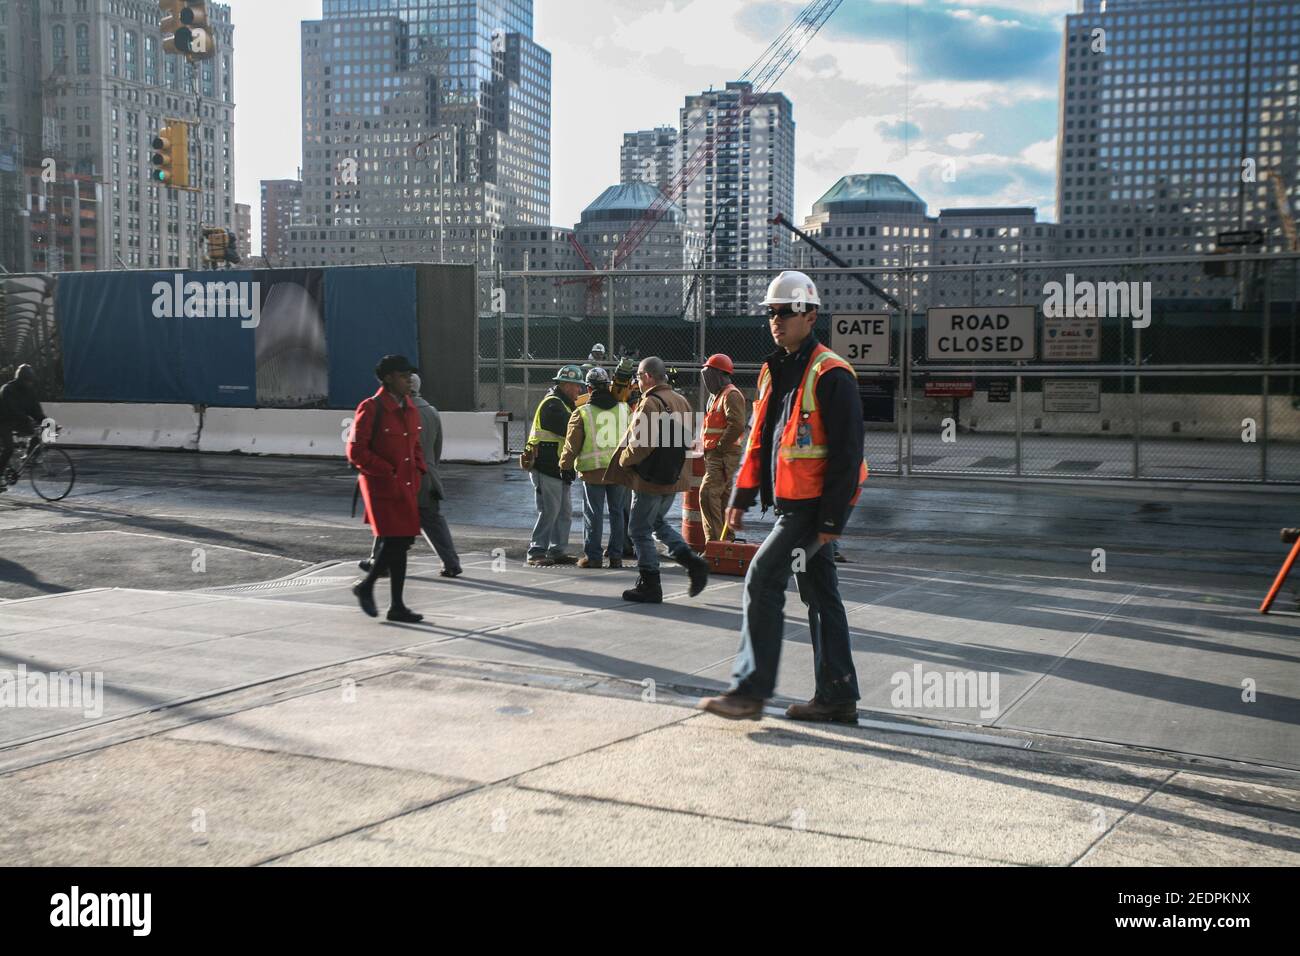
[608,271,616,362]
[1015,372,1023,476]
[904,246,914,476]
[1133,324,1142,478]
[523,252,530,450]
[495,260,504,411]
[1261,258,1271,482]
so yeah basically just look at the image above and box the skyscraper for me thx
[284,0,551,270]
[1058,0,1300,269]
[620,127,678,197]
[1,0,236,271]
[679,82,795,317]
[260,178,302,261]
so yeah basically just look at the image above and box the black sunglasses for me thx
[767,305,805,319]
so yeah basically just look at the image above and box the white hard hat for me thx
[590,342,607,354]
[762,270,821,309]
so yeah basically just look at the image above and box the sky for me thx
[226,0,1079,255]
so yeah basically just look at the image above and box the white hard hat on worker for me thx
[762,270,821,311]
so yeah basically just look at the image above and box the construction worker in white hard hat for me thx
[559,365,630,568]
[698,353,748,542]
[699,270,868,723]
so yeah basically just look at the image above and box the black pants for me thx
[360,536,414,608]
[0,427,36,478]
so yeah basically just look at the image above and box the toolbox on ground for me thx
[702,533,759,577]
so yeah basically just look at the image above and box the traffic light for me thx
[202,227,240,265]
[161,1,216,60]
[150,120,189,189]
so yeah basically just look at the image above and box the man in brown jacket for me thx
[603,356,710,604]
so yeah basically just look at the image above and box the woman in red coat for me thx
[347,354,428,623]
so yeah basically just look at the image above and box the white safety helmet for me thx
[589,342,607,358]
[762,270,821,310]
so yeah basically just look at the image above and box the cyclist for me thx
[0,365,45,493]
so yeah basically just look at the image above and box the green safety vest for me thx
[529,393,568,447]
[575,401,629,472]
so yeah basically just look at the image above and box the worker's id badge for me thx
[797,418,813,447]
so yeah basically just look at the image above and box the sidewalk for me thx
[1,647,1295,866]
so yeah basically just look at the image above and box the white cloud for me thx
[941,0,1076,17]
[1020,136,1058,170]
[946,131,985,150]
[948,9,1025,29]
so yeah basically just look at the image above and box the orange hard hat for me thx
[704,354,734,374]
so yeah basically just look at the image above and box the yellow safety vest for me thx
[575,401,629,472]
[529,393,567,447]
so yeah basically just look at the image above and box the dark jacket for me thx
[0,379,44,429]
[729,333,864,536]
[532,386,575,480]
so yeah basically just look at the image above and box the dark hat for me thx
[374,354,418,379]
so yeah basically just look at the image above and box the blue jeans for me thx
[528,471,573,558]
[582,481,627,562]
[730,509,860,703]
[628,490,689,572]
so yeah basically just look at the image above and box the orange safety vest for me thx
[735,343,868,504]
[702,383,742,452]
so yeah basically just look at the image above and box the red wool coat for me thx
[348,388,428,537]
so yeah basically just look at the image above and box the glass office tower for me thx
[286,0,550,269]
[1058,0,1299,270]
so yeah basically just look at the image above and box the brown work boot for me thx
[785,697,858,724]
[576,556,601,568]
[697,693,765,721]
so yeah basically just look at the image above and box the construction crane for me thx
[574,0,844,312]
[1268,167,1298,251]
[769,212,902,310]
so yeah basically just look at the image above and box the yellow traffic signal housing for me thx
[160,1,216,60]
[202,226,239,264]
[150,120,190,189]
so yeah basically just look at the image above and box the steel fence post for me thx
[1261,258,1271,482]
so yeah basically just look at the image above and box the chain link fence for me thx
[479,254,1300,483]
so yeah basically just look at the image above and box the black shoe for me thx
[674,549,709,597]
[833,551,848,564]
[387,606,424,623]
[622,544,635,558]
[440,567,463,578]
[549,553,579,566]
[352,582,378,618]
[622,570,663,604]
[358,558,389,578]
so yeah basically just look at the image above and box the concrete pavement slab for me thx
[267,784,993,867]
[1079,773,1300,866]
[168,669,693,782]
[515,716,1226,866]
[0,736,468,866]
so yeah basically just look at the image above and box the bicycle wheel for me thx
[28,446,76,502]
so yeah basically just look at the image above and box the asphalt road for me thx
[1,447,1297,603]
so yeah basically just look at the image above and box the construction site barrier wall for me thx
[44,402,201,450]
[42,404,508,463]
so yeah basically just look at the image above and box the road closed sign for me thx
[927,306,1035,361]
[832,313,890,366]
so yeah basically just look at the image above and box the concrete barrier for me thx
[199,408,350,457]
[43,403,201,450]
[198,407,508,462]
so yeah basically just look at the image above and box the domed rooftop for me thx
[812,174,926,217]
[580,182,682,225]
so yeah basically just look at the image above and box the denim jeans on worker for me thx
[731,509,860,703]
[628,490,689,572]
[528,471,573,558]
[582,481,627,563]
